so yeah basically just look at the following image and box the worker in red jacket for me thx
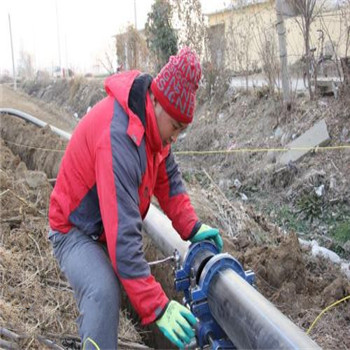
[48,47,223,349]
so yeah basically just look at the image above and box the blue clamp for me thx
[192,253,254,349]
[193,253,255,301]
[174,241,255,349]
[175,241,219,300]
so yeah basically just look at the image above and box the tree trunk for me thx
[305,22,314,100]
[275,0,291,106]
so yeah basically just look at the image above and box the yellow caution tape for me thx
[2,139,65,152]
[174,145,350,155]
[3,138,350,155]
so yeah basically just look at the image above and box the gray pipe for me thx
[2,109,320,349]
[143,204,190,265]
[208,269,320,349]
[0,108,71,140]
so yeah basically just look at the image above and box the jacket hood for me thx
[104,70,141,112]
[104,71,166,155]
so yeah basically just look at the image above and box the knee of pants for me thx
[84,279,121,312]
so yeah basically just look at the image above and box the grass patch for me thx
[330,221,350,243]
[259,203,308,234]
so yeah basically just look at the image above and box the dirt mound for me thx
[1,114,67,179]
[229,223,350,349]
[21,77,106,120]
[0,84,76,132]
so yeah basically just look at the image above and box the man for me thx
[48,47,223,349]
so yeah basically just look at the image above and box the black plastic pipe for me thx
[208,269,320,349]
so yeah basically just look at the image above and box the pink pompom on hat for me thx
[151,47,202,124]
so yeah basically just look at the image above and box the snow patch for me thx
[299,238,349,279]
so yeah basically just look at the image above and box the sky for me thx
[0,0,227,75]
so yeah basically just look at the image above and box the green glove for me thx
[156,300,197,349]
[190,224,223,252]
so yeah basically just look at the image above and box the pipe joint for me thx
[175,242,255,349]
[175,241,218,299]
[195,253,255,301]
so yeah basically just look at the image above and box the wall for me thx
[206,1,350,73]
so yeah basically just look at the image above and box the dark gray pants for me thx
[49,228,120,350]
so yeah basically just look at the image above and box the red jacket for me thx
[49,71,200,324]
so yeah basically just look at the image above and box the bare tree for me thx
[204,23,227,97]
[116,25,150,72]
[318,17,343,81]
[292,0,327,99]
[252,9,280,94]
[256,31,280,93]
[171,0,207,57]
[338,0,350,86]
[96,40,117,75]
[226,12,255,91]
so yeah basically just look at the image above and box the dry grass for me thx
[0,138,145,349]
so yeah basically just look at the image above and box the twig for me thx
[45,332,80,342]
[118,340,153,349]
[0,329,70,350]
[0,338,19,350]
[0,189,10,197]
[44,333,152,350]
[17,269,40,287]
[45,278,72,291]
[36,335,65,350]
[1,189,40,215]
[28,233,44,263]
[202,168,237,212]
[330,159,341,174]
[24,337,34,350]
[0,327,22,341]
[0,216,22,224]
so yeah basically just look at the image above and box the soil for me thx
[1,85,76,132]
[0,116,144,348]
[1,80,349,349]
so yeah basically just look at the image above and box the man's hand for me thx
[156,300,197,348]
[190,224,223,252]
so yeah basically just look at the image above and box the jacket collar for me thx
[145,92,168,154]
[105,71,144,147]
[104,71,169,155]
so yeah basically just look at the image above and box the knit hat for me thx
[151,47,202,124]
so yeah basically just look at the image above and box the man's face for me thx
[152,95,188,147]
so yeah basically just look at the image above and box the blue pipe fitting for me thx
[175,241,219,299]
[194,253,255,301]
[174,241,255,349]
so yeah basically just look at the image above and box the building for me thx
[205,0,350,74]
[115,26,151,72]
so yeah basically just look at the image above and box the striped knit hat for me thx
[151,47,202,124]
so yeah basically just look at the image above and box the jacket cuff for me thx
[142,296,169,325]
[187,221,202,241]
[154,300,170,322]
